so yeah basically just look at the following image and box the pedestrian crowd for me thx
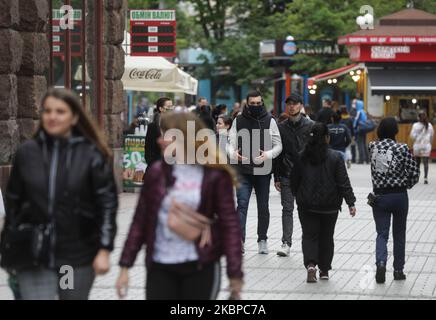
[0,87,430,300]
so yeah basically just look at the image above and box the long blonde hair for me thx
[160,112,238,186]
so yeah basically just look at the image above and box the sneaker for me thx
[307,264,317,283]
[258,240,269,254]
[424,178,428,184]
[276,243,291,257]
[319,270,329,280]
[393,270,406,280]
[375,263,386,284]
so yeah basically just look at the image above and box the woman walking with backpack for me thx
[410,111,434,184]
[291,123,356,283]
[116,112,243,300]
[369,117,419,284]
[0,88,118,300]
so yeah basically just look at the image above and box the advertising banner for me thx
[123,135,147,188]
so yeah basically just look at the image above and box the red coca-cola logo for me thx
[129,68,162,80]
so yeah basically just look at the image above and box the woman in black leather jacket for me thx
[291,122,356,283]
[0,88,118,300]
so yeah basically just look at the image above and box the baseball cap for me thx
[285,93,303,104]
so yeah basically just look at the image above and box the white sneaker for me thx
[276,243,291,257]
[258,240,269,254]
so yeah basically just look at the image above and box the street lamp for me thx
[412,98,417,104]
[332,79,337,84]
[352,75,360,82]
[385,95,391,101]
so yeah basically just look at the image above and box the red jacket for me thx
[119,161,243,279]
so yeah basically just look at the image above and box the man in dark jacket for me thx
[144,97,173,168]
[273,93,313,257]
[328,112,351,160]
[228,91,282,255]
[316,99,335,125]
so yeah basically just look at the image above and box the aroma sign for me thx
[129,68,163,80]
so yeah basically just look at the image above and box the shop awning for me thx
[369,68,436,94]
[122,56,198,95]
[307,63,365,86]
[121,32,198,95]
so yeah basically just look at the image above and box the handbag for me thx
[167,201,213,248]
[367,192,379,208]
[358,119,376,134]
[0,222,53,270]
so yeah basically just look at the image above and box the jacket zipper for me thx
[47,139,59,268]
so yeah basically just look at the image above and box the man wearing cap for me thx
[273,93,314,257]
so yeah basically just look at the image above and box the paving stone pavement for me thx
[1,164,436,300]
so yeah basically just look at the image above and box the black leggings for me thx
[416,157,429,179]
[146,261,221,300]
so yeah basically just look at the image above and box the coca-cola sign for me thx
[129,68,163,80]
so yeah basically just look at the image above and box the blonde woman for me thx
[116,112,243,300]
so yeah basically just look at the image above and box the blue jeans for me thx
[236,174,271,243]
[372,192,409,271]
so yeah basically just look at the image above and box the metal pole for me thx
[65,0,72,89]
[96,0,104,127]
[81,0,87,109]
[48,0,53,86]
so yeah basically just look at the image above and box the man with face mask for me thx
[273,93,314,257]
[228,91,282,255]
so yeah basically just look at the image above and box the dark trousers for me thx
[356,133,369,163]
[280,177,294,246]
[351,143,357,163]
[298,210,339,271]
[236,174,271,242]
[416,157,429,179]
[372,192,408,271]
[146,261,221,300]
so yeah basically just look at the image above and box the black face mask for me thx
[248,104,264,117]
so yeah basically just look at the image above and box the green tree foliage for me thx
[126,0,436,87]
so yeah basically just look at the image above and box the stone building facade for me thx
[0,0,126,190]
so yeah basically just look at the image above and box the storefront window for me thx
[399,98,429,123]
[48,0,97,120]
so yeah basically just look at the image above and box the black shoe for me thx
[393,270,406,280]
[376,263,386,284]
[319,270,329,280]
[424,179,428,184]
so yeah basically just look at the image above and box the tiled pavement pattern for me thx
[1,164,436,300]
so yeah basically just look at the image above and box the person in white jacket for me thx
[410,111,434,184]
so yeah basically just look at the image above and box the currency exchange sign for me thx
[130,10,177,57]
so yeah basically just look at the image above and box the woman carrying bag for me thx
[0,88,118,300]
[369,117,419,284]
[116,112,243,300]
